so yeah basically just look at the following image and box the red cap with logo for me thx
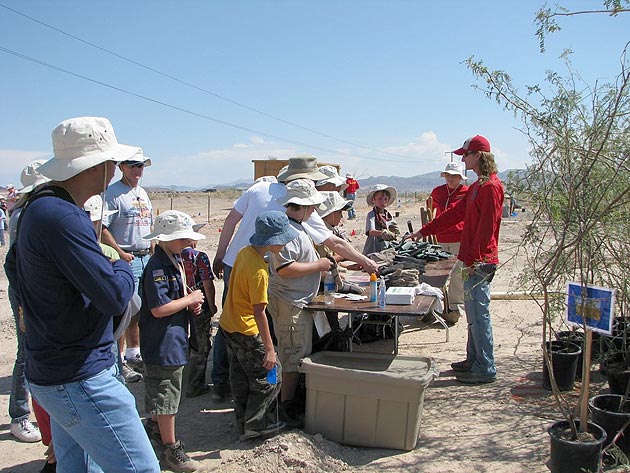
[452,135,491,155]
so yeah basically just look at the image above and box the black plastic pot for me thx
[543,340,582,392]
[589,394,630,454]
[548,420,606,473]
[605,362,630,395]
[556,330,601,379]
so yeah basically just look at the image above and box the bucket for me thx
[542,340,581,391]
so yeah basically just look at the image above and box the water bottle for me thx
[378,277,387,308]
[266,364,278,385]
[324,271,335,305]
[369,273,378,303]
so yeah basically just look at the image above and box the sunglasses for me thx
[122,161,145,168]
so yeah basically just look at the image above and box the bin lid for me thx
[299,351,438,387]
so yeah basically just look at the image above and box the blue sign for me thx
[565,282,616,336]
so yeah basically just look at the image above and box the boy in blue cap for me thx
[219,211,298,440]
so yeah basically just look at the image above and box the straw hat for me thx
[249,211,299,246]
[440,162,467,180]
[18,160,52,194]
[276,179,327,206]
[38,117,141,181]
[317,191,353,218]
[143,210,206,242]
[83,195,118,222]
[276,155,328,182]
[366,184,397,206]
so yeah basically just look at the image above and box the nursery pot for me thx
[589,394,630,454]
[543,340,581,392]
[605,361,630,396]
[556,330,600,379]
[548,420,606,473]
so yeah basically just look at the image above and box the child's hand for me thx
[316,258,334,272]
[187,289,205,315]
[263,350,277,370]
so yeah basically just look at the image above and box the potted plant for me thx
[466,5,630,469]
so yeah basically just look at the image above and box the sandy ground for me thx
[0,193,611,472]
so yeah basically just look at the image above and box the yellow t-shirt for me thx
[219,245,268,336]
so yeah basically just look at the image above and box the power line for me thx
[0,45,419,163]
[0,2,417,161]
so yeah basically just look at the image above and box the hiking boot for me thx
[10,418,42,443]
[240,421,286,441]
[211,383,230,402]
[122,362,143,383]
[160,440,199,472]
[450,359,472,372]
[455,371,496,385]
[126,353,145,373]
[143,418,162,445]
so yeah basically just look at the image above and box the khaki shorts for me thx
[144,364,184,416]
[268,294,313,372]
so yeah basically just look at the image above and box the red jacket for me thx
[345,178,360,194]
[429,184,469,243]
[421,174,503,267]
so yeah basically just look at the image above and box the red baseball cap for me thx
[452,135,491,155]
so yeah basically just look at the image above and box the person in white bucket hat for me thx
[269,179,335,419]
[315,165,348,192]
[138,210,205,471]
[5,117,160,471]
[426,161,470,325]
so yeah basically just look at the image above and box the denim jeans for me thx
[346,193,356,219]
[211,265,231,386]
[463,272,496,377]
[30,364,160,473]
[130,254,151,295]
[9,285,30,422]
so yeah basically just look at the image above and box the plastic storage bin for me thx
[298,351,438,450]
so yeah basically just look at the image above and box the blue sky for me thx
[1,1,628,188]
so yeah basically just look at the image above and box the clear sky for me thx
[1,1,628,188]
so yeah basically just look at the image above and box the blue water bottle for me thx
[267,364,278,385]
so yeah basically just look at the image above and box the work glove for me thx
[388,222,401,235]
[381,229,397,241]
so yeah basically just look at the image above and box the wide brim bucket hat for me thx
[440,162,467,180]
[249,210,299,246]
[18,160,52,194]
[120,149,152,167]
[316,165,348,190]
[143,210,206,242]
[276,155,328,182]
[38,117,142,181]
[366,184,397,206]
[277,179,327,206]
[317,191,353,218]
[84,194,118,222]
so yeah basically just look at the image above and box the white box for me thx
[299,351,438,450]
[385,287,415,305]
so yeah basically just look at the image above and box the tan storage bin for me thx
[298,351,438,450]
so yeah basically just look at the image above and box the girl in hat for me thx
[363,184,400,255]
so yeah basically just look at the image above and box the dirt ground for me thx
[0,192,611,472]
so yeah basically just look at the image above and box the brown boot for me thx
[160,440,199,472]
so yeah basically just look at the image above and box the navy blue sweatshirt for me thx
[6,187,134,385]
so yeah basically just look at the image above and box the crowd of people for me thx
[5,116,504,472]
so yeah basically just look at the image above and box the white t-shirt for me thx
[103,180,153,251]
[222,181,332,267]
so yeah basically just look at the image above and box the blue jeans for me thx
[130,254,151,295]
[463,272,496,377]
[211,265,231,386]
[346,193,356,219]
[9,285,30,422]
[30,364,160,473]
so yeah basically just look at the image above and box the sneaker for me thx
[455,371,496,385]
[211,383,230,402]
[450,359,472,372]
[240,421,286,441]
[10,418,42,443]
[122,362,143,383]
[126,353,144,373]
[160,440,199,472]
[143,419,162,445]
